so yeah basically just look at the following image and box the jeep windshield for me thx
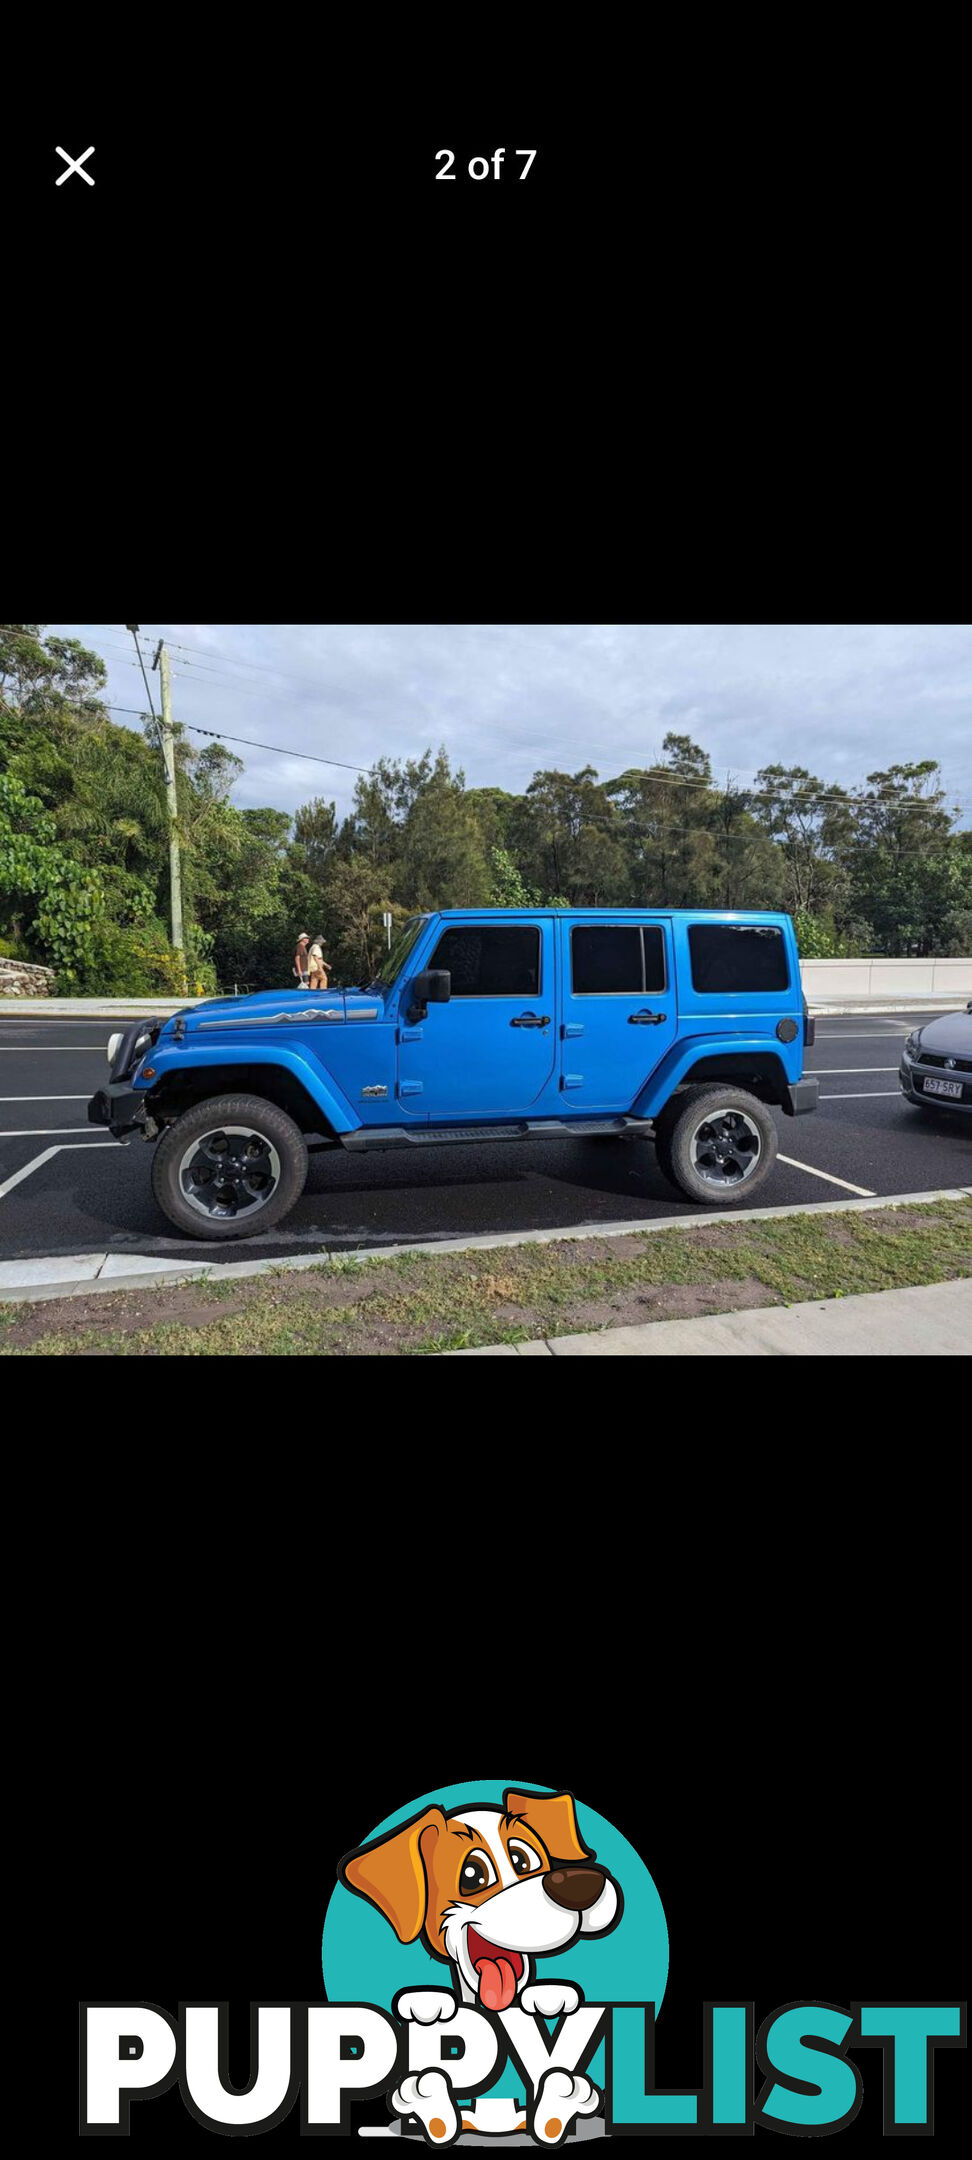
[368,914,429,990]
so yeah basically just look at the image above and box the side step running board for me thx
[341,1117,655,1152]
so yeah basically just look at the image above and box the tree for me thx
[488,845,540,908]
[513,766,626,906]
[606,738,717,908]
[395,750,490,910]
[751,765,853,917]
[0,771,102,983]
[844,762,957,954]
[325,857,398,984]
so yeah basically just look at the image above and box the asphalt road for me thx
[0,1012,970,1266]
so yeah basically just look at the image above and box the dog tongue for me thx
[475,1955,517,2012]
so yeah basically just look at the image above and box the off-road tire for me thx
[151,1093,309,1239]
[654,1084,778,1206]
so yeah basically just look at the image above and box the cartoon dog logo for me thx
[339,1786,622,2142]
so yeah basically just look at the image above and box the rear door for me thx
[397,917,556,1117]
[559,917,677,1110]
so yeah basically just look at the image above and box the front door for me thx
[397,919,556,1118]
[559,917,677,1110]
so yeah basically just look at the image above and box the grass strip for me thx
[1,1198,969,1357]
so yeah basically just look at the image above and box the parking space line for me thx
[819,1091,900,1099]
[0,1095,90,1102]
[0,1046,108,1052]
[0,1147,62,1199]
[0,1126,106,1137]
[777,1154,876,1196]
[814,1067,898,1074]
[0,1139,118,1201]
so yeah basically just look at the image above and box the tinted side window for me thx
[572,926,644,993]
[642,927,667,994]
[429,925,540,996]
[571,925,668,994]
[688,924,789,993]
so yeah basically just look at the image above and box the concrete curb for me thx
[1,1187,970,1306]
[808,998,966,1015]
[0,998,209,1018]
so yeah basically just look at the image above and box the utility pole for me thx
[152,638,186,984]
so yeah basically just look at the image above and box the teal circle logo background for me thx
[322,1779,668,2101]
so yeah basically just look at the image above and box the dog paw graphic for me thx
[392,2070,459,2145]
[532,2068,600,2145]
[394,1988,458,2024]
[519,1982,582,2019]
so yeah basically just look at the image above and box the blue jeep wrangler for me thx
[88,909,818,1238]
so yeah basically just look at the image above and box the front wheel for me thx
[151,1093,308,1239]
[654,1085,778,1206]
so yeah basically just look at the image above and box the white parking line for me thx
[0,1140,118,1201]
[813,1067,897,1074]
[0,1095,90,1102]
[820,1091,900,1100]
[0,1045,108,1052]
[0,1126,105,1137]
[0,1147,62,1198]
[777,1155,876,1196]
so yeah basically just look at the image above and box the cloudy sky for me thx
[51,623,972,830]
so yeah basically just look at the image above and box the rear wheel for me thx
[151,1093,308,1239]
[654,1084,778,1206]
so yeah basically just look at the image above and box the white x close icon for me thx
[55,145,95,186]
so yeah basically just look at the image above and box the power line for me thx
[77,706,972,815]
[180,723,369,773]
[78,630,969,813]
[126,628,158,724]
[146,633,294,678]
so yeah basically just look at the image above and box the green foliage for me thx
[0,769,103,981]
[2,630,970,992]
[489,845,540,908]
[67,922,194,998]
[794,909,857,958]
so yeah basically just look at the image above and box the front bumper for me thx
[87,1081,149,1141]
[899,1060,972,1109]
[784,1078,818,1115]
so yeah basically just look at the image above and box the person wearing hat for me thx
[293,932,310,987]
[307,933,332,991]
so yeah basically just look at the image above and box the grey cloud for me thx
[52,623,972,827]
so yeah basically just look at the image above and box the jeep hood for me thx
[171,987,384,1033]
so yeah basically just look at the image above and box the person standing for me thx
[293,932,310,986]
[307,934,332,991]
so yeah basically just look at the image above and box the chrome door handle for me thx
[629,1010,666,1024]
[511,1013,551,1028]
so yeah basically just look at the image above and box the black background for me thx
[77,1499,966,2148]
[6,32,968,614]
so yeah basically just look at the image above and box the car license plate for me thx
[922,1076,962,1099]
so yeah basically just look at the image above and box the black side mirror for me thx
[409,969,451,1020]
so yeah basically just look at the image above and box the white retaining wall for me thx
[800,958,972,997]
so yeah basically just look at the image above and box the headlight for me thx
[134,1029,151,1059]
[903,1031,921,1061]
[107,1031,122,1066]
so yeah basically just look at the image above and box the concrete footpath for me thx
[445,1278,972,1356]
